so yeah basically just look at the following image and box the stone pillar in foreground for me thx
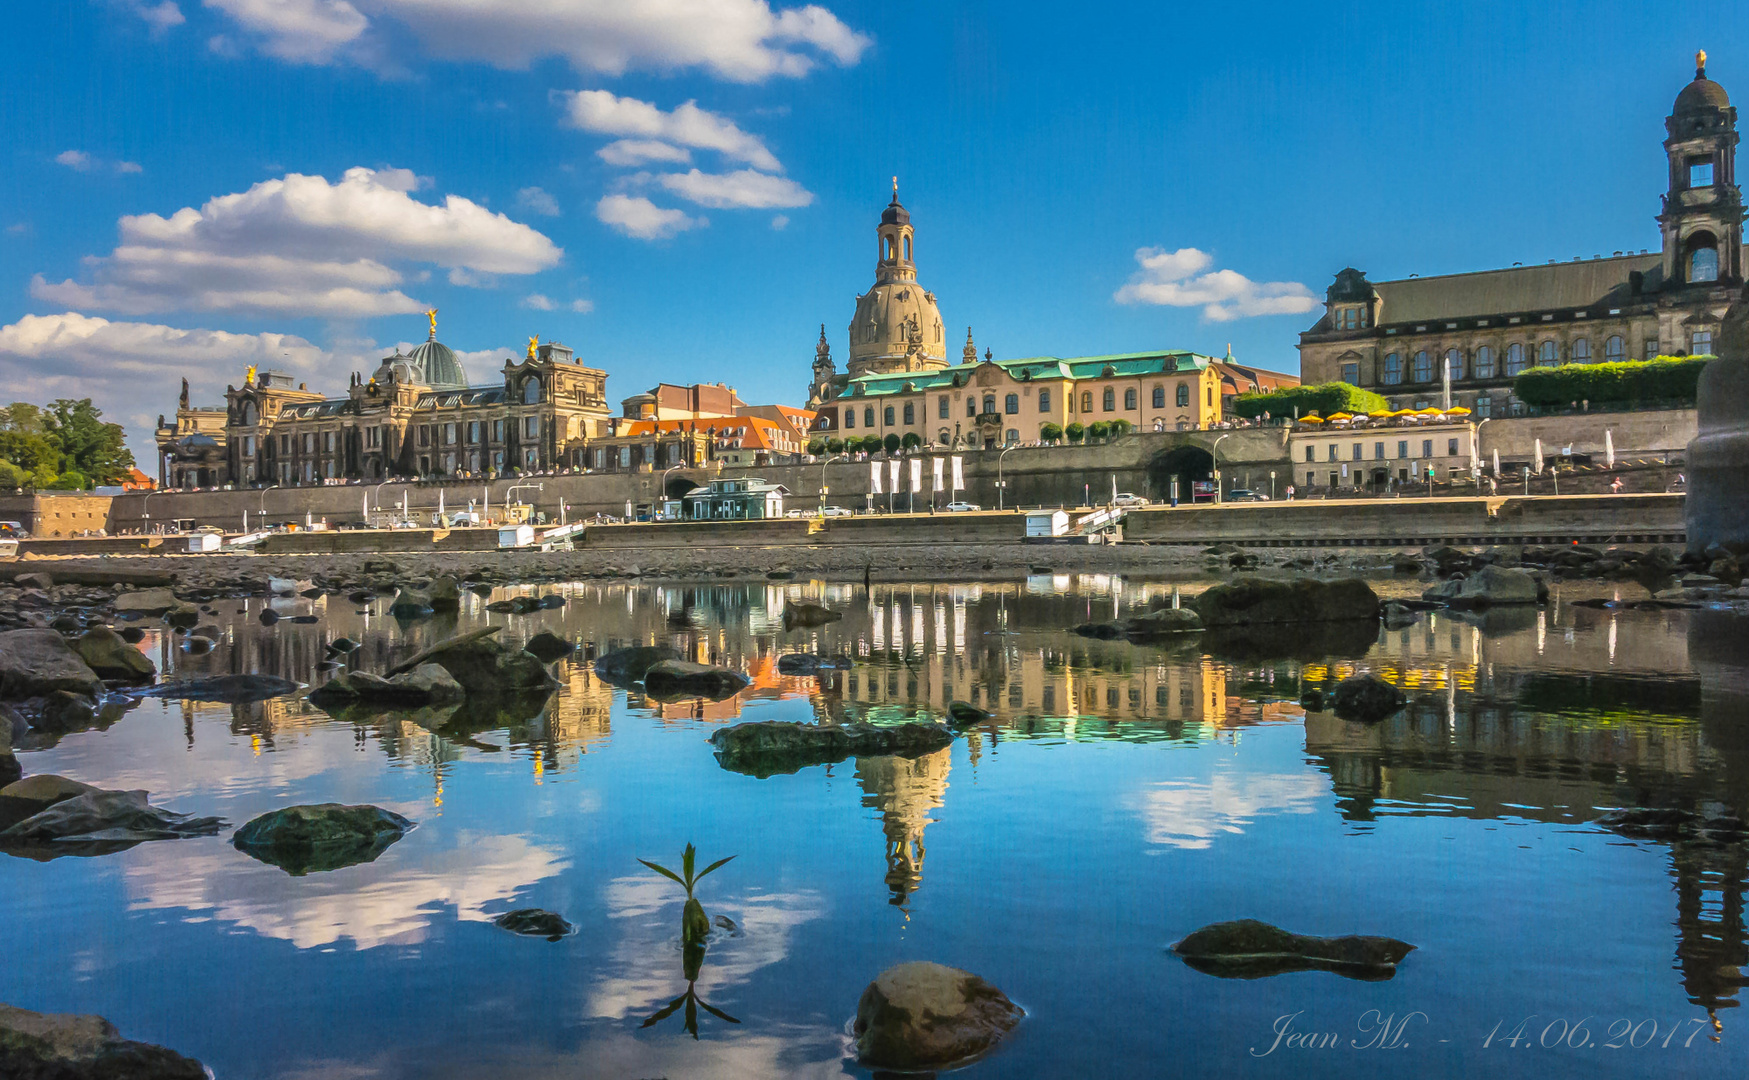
[1688,300,1749,554]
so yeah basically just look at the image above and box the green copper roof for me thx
[845,351,1211,397]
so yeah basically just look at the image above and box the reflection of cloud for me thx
[585,873,824,1021]
[1133,772,1326,849]
[124,830,568,949]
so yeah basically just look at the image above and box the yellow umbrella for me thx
[1327,412,1353,422]
[1298,415,1325,424]
[1415,407,1443,415]
[1367,410,1394,418]
[1391,409,1417,416]
[1444,406,1472,415]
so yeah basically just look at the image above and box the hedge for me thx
[1233,382,1389,420]
[1512,356,1709,408]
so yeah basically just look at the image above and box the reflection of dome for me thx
[409,338,468,388]
[856,747,951,906]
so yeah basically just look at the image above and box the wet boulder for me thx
[1191,577,1380,627]
[110,588,181,617]
[1070,621,1125,640]
[1422,564,1542,607]
[0,629,105,700]
[131,674,299,703]
[1123,607,1205,639]
[309,664,463,709]
[537,594,566,610]
[776,653,850,676]
[33,691,100,734]
[1380,601,1421,629]
[710,721,954,778]
[781,602,842,630]
[485,596,541,614]
[232,803,413,876]
[388,587,435,617]
[593,645,682,684]
[946,700,991,727]
[1173,919,1415,980]
[268,576,312,596]
[0,1003,209,1079]
[0,788,225,845]
[852,962,1024,1072]
[523,631,574,663]
[642,660,750,702]
[426,575,462,611]
[0,774,100,831]
[493,908,573,941]
[385,627,560,697]
[1328,674,1406,723]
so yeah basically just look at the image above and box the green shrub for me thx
[1233,382,1389,420]
[1040,422,1063,443]
[826,437,844,454]
[1513,356,1709,408]
[901,432,921,450]
[1109,419,1133,436]
[883,433,901,455]
[1087,421,1111,440]
[1065,422,1085,443]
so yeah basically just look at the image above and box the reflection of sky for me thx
[1132,770,1328,849]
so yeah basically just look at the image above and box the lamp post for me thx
[817,454,844,516]
[140,488,159,534]
[997,444,1018,511]
[1269,470,1276,501]
[371,479,396,526]
[658,463,682,520]
[1210,434,1232,504]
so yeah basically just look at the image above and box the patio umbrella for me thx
[1534,438,1545,475]
[1493,448,1501,476]
[1327,412,1353,422]
[1367,410,1394,418]
[1605,430,1615,468]
[1299,414,1325,424]
[1444,406,1472,416]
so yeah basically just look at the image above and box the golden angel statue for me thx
[426,308,438,338]
[527,335,539,361]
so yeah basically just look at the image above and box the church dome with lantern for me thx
[847,185,948,378]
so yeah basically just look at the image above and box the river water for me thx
[2,574,1746,1079]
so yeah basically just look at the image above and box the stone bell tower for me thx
[1661,50,1745,288]
[848,180,947,377]
[807,324,837,408]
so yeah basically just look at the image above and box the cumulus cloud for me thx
[657,168,812,209]
[515,186,560,216]
[119,0,186,35]
[595,194,705,241]
[561,91,780,170]
[1113,246,1318,322]
[569,298,594,313]
[31,166,562,316]
[206,0,870,81]
[770,214,789,230]
[55,150,93,171]
[521,293,556,311]
[596,139,692,167]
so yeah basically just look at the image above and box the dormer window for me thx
[1335,305,1370,331]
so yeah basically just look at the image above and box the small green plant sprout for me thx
[639,843,736,945]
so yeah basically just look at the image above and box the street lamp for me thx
[1210,434,1232,504]
[371,479,397,526]
[658,463,683,520]
[140,488,159,534]
[997,444,1019,511]
[817,454,845,515]
[1269,470,1276,501]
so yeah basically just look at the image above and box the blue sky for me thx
[2,0,1744,460]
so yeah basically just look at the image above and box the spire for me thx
[815,323,831,364]
[963,327,977,364]
[1698,49,1708,78]
[892,175,898,202]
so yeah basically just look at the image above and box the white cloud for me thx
[121,0,186,35]
[1132,773,1327,850]
[658,168,812,209]
[596,139,692,167]
[1114,246,1318,322]
[770,214,789,230]
[116,160,144,174]
[569,298,594,313]
[55,150,93,171]
[561,91,780,171]
[515,186,560,216]
[31,166,562,317]
[521,293,556,311]
[595,194,705,240]
[203,0,369,63]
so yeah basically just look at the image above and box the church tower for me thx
[1660,50,1744,288]
[806,324,837,408]
[847,182,947,377]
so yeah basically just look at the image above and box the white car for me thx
[819,505,853,517]
[1113,493,1149,507]
[944,501,980,512]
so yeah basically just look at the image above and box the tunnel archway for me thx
[1148,446,1214,505]
[665,474,702,500]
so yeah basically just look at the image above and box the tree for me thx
[860,435,883,454]
[883,433,902,455]
[1513,357,1706,409]
[901,432,922,450]
[0,460,28,490]
[826,437,844,454]
[44,399,134,486]
[1065,422,1085,443]
[1087,421,1111,440]
[1109,418,1133,436]
[1232,382,1389,420]
[1040,422,1063,443]
[55,469,91,491]
[807,437,828,455]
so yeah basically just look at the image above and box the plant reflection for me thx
[640,940,743,1039]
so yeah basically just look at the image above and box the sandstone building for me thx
[1299,54,1745,418]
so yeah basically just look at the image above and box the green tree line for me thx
[0,399,136,491]
[1511,356,1709,408]
[1232,382,1391,420]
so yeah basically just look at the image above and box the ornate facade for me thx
[1299,55,1745,417]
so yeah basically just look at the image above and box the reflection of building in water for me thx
[855,747,951,907]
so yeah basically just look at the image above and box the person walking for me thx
[1284,484,1295,501]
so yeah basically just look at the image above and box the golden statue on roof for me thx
[426,308,438,339]
[527,335,539,361]
[244,365,256,385]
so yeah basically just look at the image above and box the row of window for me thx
[1305,438,1461,462]
[1348,330,1715,387]
[840,384,1205,430]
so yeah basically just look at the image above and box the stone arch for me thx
[1148,445,1215,503]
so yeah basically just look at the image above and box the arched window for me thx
[1445,349,1463,381]
[1081,391,1093,413]
[864,406,875,428]
[1152,386,1165,408]
[883,405,895,426]
[1176,384,1189,407]
[1604,335,1625,360]
[844,408,855,429]
[1691,245,1719,282]
[1571,338,1590,363]
[1102,388,1115,411]
[1505,343,1528,375]
[1005,428,1019,445]
[1539,340,1558,366]
[1123,388,1137,409]
[1473,346,1495,379]
[240,400,257,426]
[522,377,542,404]
[1382,353,1402,384]
[902,402,914,424]
[1004,393,1019,414]
[1411,350,1433,382]
[903,236,912,261]
[982,394,996,415]
[939,428,951,444]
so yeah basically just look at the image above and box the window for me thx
[1304,446,1315,462]
[1605,335,1625,360]
[522,378,542,404]
[1382,352,1402,384]
[903,402,915,424]
[1571,338,1590,363]
[1473,346,1495,379]
[1123,388,1137,410]
[1039,389,1051,411]
[1102,388,1115,411]
[883,405,895,426]
[1693,330,1715,356]
[1448,438,1459,456]
[938,396,949,419]
[1422,439,1433,458]
[1081,391,1093,413]
[940,428,952,444]
[1327,444,1339,461]
[1476,395,1492,418]
[524,416,539,438]
[1374,441,1385,459]
[982,394,996,415]
[1539,340,1559,366]
[1397,440,1408,459]
[1411,350,1433,382]
[864,407,875,427]
[1152,386,1165,408]
[1005,393,1020,414]
[967,398,977,418]
[1505,343,1528,375]
[1646,339,1660,358]
[844,408,856,429]
[1446,349,1464,380]
[1341,362,1359,385]
[1690,160,1715,187]
[1004,429,1019,445]
[1691,245,1720,283]
[1352,443,1363,460]
[1175,384,1189,407]
[493,419,505,441]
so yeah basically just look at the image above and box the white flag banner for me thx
[951,455,964,491]
[932,457,944,492]
[870,461,883,494]
[909,457,922,493]
[888,459,901,493]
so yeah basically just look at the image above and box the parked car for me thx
[820,505,853,517]
[1112,492,1149,507]
[1225,489,1268,502]
[944,501,981,512]
[0,521,29,539]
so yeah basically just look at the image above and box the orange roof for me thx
[619,415,802,453]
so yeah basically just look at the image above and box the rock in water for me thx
[593,645,682,684]
[308,664,464,709]
[1421,564,1543,607]
[946,701,991,727]
[709,721,954,777]
[523,631,574,663]
[492,908,573,941]
[131,674,299,703]
[1191,576,1380,626]
[1328,674,1406,723]
[0,788,225,844]
[782,602,842,629]
[1123,607,1205,638]
[641,660,750,702]
[232,803,414,875]
[386,627,559,697]
[388,587,435,617]
[426,575,462,611]
[110,588,181,617]
[0,629,104,700]
[852,962,1024,1072]
[1172,919,1415,980]
[73,626,156,683]
[0,1003,208,1079]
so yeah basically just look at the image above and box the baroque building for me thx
[1298,54,1745,417]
